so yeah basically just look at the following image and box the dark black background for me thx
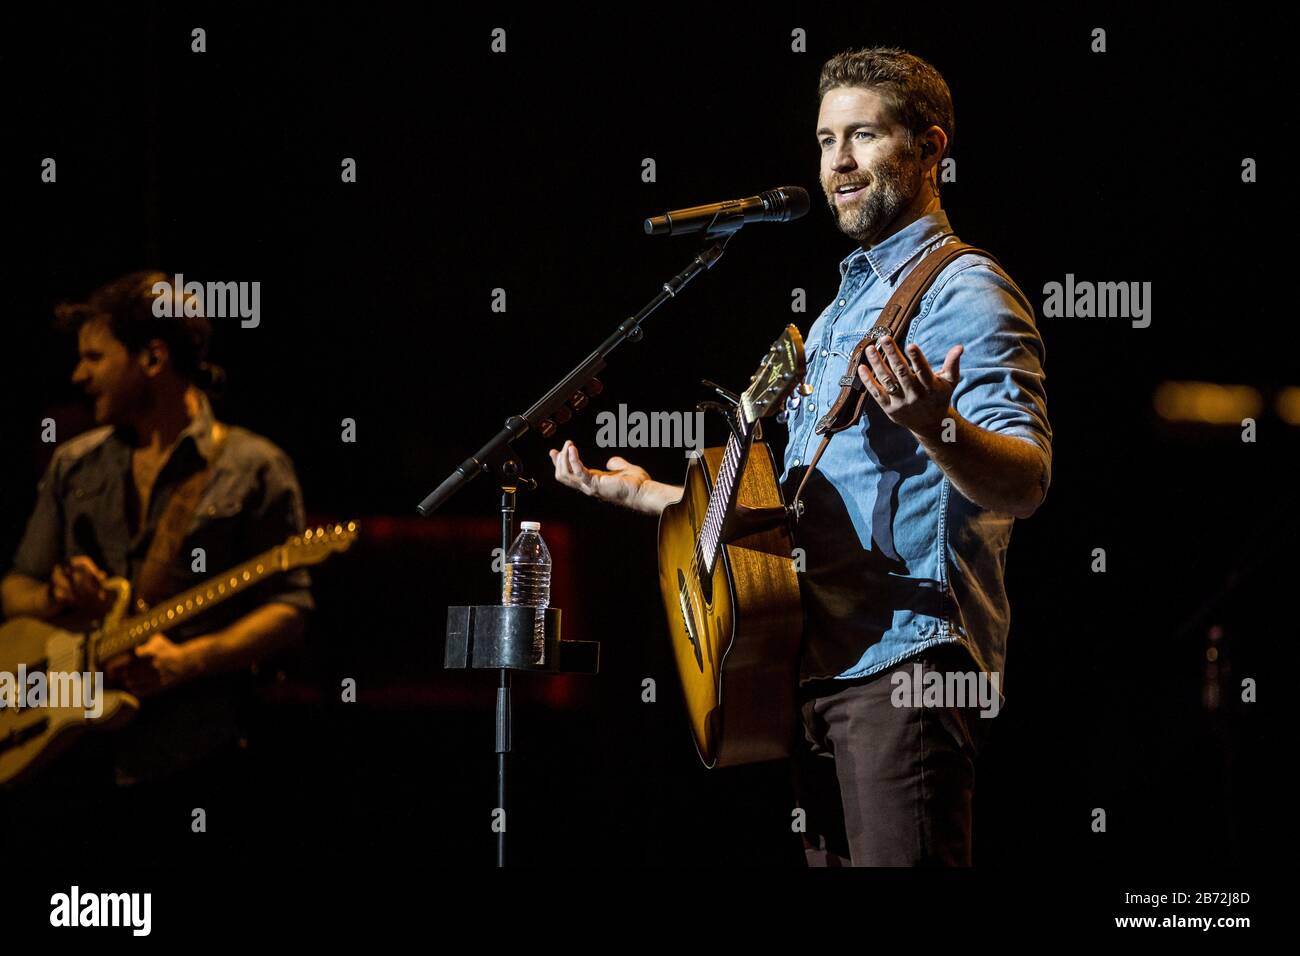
[0,2,1288,912]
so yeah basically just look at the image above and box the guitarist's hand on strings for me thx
[549,440,683,516]
[49,556,115,619]
[104,634,200,698]
[857,335,962,439]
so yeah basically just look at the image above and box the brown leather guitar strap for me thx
[133,422,228,608]
[789,241,1001,520]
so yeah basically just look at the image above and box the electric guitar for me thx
[0,521,358,787]
[656,326,807,768]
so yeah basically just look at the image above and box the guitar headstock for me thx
[738,324,807,427]
[285,521,360,567]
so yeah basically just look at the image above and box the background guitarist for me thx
[0,270,313,859]
[549,47,1052,866]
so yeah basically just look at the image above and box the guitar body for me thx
[0,579,140,789]
[657,441,802,767]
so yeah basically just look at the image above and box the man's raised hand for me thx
[548,440,652,510]
[857,335,963,438]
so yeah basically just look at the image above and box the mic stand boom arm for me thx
[416,232,734,515]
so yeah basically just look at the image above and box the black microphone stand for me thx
[420,224,742,868]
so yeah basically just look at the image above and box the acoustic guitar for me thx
[656,326,806,768]
[0,521,358,787]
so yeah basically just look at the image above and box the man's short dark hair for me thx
[818,47,956,163]
[55,270,213,384]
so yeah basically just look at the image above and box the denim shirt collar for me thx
[838,208,955,284]
[110,388,222,464]
[178,389,221,462]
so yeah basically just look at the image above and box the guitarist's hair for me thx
[54,270,225,396]
[818,47,956,171]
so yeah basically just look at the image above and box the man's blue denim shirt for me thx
[778,208,1051,697]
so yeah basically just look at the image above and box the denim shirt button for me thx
[791,457,801,467]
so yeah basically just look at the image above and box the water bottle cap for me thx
[520,521,541,531]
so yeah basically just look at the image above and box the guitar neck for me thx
[699,417,755,574]
[94,544,289,662]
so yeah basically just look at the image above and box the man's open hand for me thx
[548,440,652,510]
[857,334,963,438]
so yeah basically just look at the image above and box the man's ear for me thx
[138,338,171,378]
[917,126,947,166]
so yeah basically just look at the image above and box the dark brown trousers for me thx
[792,642,995,866]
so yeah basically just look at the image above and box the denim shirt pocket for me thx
[822,330,866,400]
[829,321,875,354]
[66,470,110,506]
[64,470,111,530]
[189,484,246,532]
[64,471,111,550]
[185,468,252,547]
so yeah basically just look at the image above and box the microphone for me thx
[644,186,809,237]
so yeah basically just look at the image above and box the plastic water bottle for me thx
[503,521,551,662]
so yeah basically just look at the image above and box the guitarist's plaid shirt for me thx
[779,208,1051,701]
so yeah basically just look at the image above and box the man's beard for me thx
[826,150,922,245]
[95,381,149,426]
